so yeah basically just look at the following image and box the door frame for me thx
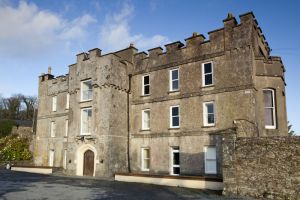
[76,144,97,176]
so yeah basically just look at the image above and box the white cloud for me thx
[99,3,169,52]
[0,1,96,58]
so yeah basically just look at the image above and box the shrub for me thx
[0,135,32,161]
[0,119,16,138]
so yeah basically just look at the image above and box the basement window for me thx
[170,147,180,175]
[141,148,150,171]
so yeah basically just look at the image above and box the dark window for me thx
[143,75,150,95]
[203,62,213,86]
[171,106,180,127]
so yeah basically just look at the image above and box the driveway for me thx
[0,169,252,200]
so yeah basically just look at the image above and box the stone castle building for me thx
[34,12,287,178]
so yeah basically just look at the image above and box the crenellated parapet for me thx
[132,11,273,74]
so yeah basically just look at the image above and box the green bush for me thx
[0,119,16,138]
[0,135,32,161]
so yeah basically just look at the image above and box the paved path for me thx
[0,169,252,200]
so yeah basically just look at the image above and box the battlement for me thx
[132,11,272,72]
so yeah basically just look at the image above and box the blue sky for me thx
[0,0,299,134]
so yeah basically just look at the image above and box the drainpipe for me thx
[127,74,132,173]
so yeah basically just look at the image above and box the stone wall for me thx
[222,133,300,199]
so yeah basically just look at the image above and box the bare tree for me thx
[3,94,23,119]
[22,96,37,120]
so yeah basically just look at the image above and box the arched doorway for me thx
[76,144,97,176]
[83,150,94,176]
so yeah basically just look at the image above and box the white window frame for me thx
[142,75,150,96]
[80,79,92,102]
[80,107,92,135]
[169,68,180,91]
[52,96,57,112]
[141,148,150,171]
[263,89,276,129]
[170,105,180,128]
[202,62,214,87]
[50,121,56,137]
[65,119,68,137]
[142,109,150,130]
[170,147,180,175]
[66,93,70,109]
[204,146,217,174]
[203,101,215,126]
[49,149,54,167]
[63,149,67,169]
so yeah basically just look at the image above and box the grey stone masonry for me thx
[222,133,300,200]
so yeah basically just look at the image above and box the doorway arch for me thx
[76,144,97,176]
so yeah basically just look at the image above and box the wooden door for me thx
[83,150,94,176]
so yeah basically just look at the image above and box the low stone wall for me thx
[222,134,300,200]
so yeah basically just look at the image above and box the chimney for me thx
[48,66,52,74]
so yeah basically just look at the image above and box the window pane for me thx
[172,116,179,127]
[206,147,216,159]
[265,108,274,126]
[82,80,92,100]
[264,90,273,107]
[172,70,178,80]
[143,149,150,159]
[208,114,215,124]
[173,167,180,175]
[172,80,179,90]
[82,108,92,134]
[205,74,213,85]
[207,104,214,114]
[206,160,216,173]
[144,85,150,95]
[173,152,180,165]
[144,76,149,85]
[204,63,212,73]
[172,107,179,116]
[144,159,150,169]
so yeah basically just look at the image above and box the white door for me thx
[49,150,54,167]
[204,146,217,174]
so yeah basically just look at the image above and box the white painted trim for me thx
[170,105,180,128]
[115,175,223,190]
[141,109,150,130]
[141,148,150,171]
[169,68,180,91]
[203,101,215,126]
[204,146,217,174]
[80,79,92,102]
[142,74,150,96]
[263,89,276,129]
[201,61,214,87]
[76,144,97,176]
[11,167,53,174]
